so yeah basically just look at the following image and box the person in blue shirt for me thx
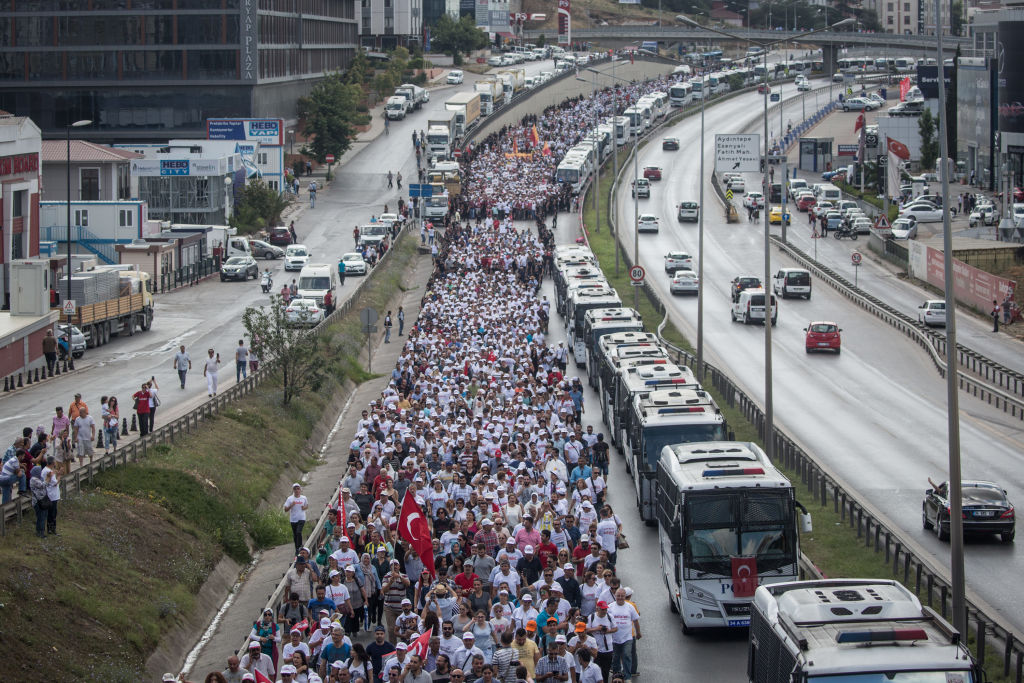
[569,462,592,487]
[308,584,337,617]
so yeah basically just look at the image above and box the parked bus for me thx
[669,81,693,107]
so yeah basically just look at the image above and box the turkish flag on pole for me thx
[254,670,274,683]
[854,113,864,134]
[409,627,433,658]
[398,490,436,577]
[731,556,758,598]
[887,136,911,160]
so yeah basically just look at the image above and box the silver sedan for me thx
[670,270,699,295]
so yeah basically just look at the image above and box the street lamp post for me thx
[65,118,92,330]
[678,14,852,459]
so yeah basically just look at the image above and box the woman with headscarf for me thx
[28,465,47,538]
[360,552,381,632]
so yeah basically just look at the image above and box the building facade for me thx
[0,114,42,309]
[360,0,423,50]
[865,0,920,34]
[39,140,139,202]
[0,0,359,142]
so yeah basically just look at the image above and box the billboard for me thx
[998,21,1024,134]
[714,134,760,173]
[131,158,227,177]
[207,118,284,145]
[915,65,953,99]
[558,0,570,45]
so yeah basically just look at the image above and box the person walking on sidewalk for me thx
[992,300,1000,333]
[132,383,152,437]
[42,455,60,535]
[236,339,250,382]
[388,171,394,189]
[204,348,222,396]
[42,330,58,376]
[397,307,405,336]
[173,345,191,389]
[397,172,403,190]
[384,311,393,343]
[73,405,96,466]
[285,483,309,553]
[309,180,318,208]
[146,377,159,433]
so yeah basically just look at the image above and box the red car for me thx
[643,166,663,181]
[797,195,817,212]
[1014,186,1024,202]
[268,227,293,246]
[804,321,842,354]
[757,83,768,94]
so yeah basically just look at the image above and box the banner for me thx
[920,246,1017,313]
[899,77,911,102]
[557,0,570,45]
[398,490,436,577]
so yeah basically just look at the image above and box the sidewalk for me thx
[184,243,434,679]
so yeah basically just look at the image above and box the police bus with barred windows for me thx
[559,278,610,324]
[655,441,810,633]
[610,360,695,447]
[626,389,728,523]
[592,330,660,392]
[600,347,674,430]
[669,81,693,107]
[579,307,644,368]
[608,115,630,146]
[748,579,978,683]
[566,287,622,367]
[554,264,605,315]
[555,156,589,195]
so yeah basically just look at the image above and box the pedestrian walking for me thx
[1003,294,1013,324]
[290,221,298,244]
[42,455,60,535]
[339,257,347,287]
[353,226,360,246]
[173,344,191,389]
[284,483,309,554]
[306,160,312,176]
[397,172,403,190]
[384,311,393,343]
[309,180,318,208]
[29,465,47,538]
[105,396,120,453]
[42,329,58,375]
[290,279,298,298]
[204,348,221,396]
[397,306,405,336]
[133,382,152,437]
[73,405,96,466]
[992,300,1000,333]
[236,339,250,382]
[388,171,394,189]
[50,406,71,476]
[293,177,300,195]
[385,117,390,135]
[147,378,159,433]
[607,589,640,682]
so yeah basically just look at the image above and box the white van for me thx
[731,288,777,325]
[297,263,337,312]
[819,183,842,203]
[772,268,812,299]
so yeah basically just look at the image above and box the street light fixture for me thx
[66,118,92,350]
[678,13,852,459]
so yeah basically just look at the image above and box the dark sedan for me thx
[662,137,680,151]
[923,480,1015,543]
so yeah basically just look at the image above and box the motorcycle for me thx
[833,223,858,240]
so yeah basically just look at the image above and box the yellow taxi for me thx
[768,205,791,225]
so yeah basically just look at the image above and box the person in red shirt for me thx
[453,566,480,593]
[536,529,559,569]
[132,383,152,437]
[572,533,591,574]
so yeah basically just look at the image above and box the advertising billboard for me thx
[998,21,1024,134]
[558,0,570,45]
[207,118,284,145]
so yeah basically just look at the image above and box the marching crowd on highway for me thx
[187,200,642,683]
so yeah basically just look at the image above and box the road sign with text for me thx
[715,134,761,173]
[62,300,76,316]
[629,265,645,285]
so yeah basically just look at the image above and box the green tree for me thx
[918,108,939,171]
[537,34,546,47]
[242,295,329,406]
[230,179,291,234]
[728,73,745,91]
[951,0,964,35]
[346,50,371,86]
[297,72,370,163]
[431,15,488,64]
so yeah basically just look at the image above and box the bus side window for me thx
[674,554,682,584]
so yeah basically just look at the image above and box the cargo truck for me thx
[445,92,481,138]
[395,83,427,111]
[474,78,504,115]
[62,270,154,347]
[425,111,458,159]
[497,69,526,99]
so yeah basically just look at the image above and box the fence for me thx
[582,74,1024,680]
[153,257,221,293]
[0,224,410,536]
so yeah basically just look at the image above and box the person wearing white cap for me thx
[240,639,276,680]
[284,483,309,554]
[281,624,312,665]
[308,618,334,663]
[382,640,411,680]
[511,592,539,631]
[452,631,485,671]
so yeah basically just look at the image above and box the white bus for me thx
[609,115,630,145]
[656,441,809,633]
[690,75,709,100]
[638,91,669,119]
[625,388,728,521]
[623,106,645,136]
[708,72,728,95]
[578,307,645,367]
[555,156,588,194]
[894,56,916,72]
[669,82,693,107]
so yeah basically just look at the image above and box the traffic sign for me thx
[851,251,862,265]
[359,307,379,333]
[408,183,434,198]
[715,134,761,173]
[325,154,335,164]
[62,300,76,316]
[726,189,734,201]
[873,215,891,230]
[629,265,646,283]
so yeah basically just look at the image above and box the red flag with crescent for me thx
[854,113,864,134]
[254,670,274,683]
[398,489,436,577]
[886,137,911,160]
[731,556,758,598]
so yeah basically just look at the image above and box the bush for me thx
[245,508,292,549]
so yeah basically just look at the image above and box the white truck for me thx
[474,78,504,115]
[385,95,410,120]
[497,69,526,100]
[445,92,481,138]
[395,83,427,111]
[426,112,458,160]
[749,579,980,683]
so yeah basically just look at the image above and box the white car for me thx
[664,251,694,273]
[637,214,660,233]
[284,298,325,327]
[487,56,502,66]
[670,270,699,295]
[1013,203,1024,228]
[285,244,311,271]
[900,202,944,223]
[446,69,464,84]
[842,96,877,112]
[730,178,746,193]
[969,204,999,226]
[795,77,811,91]
[851,217,873,234]
[918,299,947,327]
[890,218,918,240]
[743,191,765,209]
[341,252,368,275]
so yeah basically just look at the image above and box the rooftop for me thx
[40,140,142,163]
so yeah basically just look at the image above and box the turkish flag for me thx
[398,490,436,577]
[409,627,433,658]
[731,556,758,598]
[899,77,911,102]
[294,618,309,632]
[854,113,864,134]
[887,137,911,160]
[254,670,274,683]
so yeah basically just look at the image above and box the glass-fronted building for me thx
[0,0,359,142]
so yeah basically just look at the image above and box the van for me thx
[731,288,777,325]
[788,178,808,193]
[773,268,812,300]
[297,263,337,312]
[633,178,650,198]
[819,184,842,202]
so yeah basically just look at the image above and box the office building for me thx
[360,0,423,50]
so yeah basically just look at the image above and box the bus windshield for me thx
[809,674,974,683]
[685,490,795,575]
[557,167,580,184]
[642,424,727,469]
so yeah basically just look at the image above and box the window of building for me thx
[268,179,279,191]
[117,164,131,200]
[903,2,910,11]
[12,232,23,259]
[80,168,100,200]
[74,209,89,227]
[258,152,268,165]
[887,2,893,10]
[119,209,134,227]
[887,15,893,24]
[12,189,26,218]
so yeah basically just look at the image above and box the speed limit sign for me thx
[851,252,862,265]
[629,265,646,285]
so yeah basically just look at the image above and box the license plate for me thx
[727,619,750,627]
[817,342,830,347]
[973,510,995,517]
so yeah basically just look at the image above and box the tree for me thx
[918,108,939,171]
[431,15,488,64]
[346,50,371,86]
[230,179,292,234]
[951,0,964,35]
[728,73,745,91]
[536,34,546,47]
[297,72,370,163]
[242,295,329,406]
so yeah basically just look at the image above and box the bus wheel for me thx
[669,597,679,614]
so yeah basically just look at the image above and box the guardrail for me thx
[0,224,410,537]
[585,76,1024,681]
[772,236,1024,421]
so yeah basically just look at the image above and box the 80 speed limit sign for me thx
[629,265,646,286]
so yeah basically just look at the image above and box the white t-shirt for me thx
[606,602,638,645]
[285,494,308,523]
[325,582,351,605]
[595,519,617,553]
[205,356,220,374]
[74,415,95,441]
[330,547,360,569]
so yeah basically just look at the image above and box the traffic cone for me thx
[121,418,129,436]
[17,373,22,388]
[129,414,137,432]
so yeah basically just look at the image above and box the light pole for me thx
[66,119,92,314]
[575,72,602,236]
[679,14,852,459]
[697,77,706,380]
